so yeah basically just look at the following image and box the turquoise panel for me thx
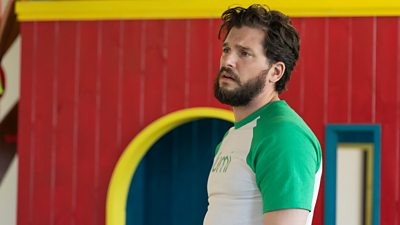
[127,119,232,225]
[324,124,381,225]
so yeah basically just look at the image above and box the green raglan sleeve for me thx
[248,122,320,213]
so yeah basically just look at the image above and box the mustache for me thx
[218,67,239,82]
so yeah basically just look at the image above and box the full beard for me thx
[214,67,268,107]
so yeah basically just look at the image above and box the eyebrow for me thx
[236,45,252,52]
[222,42,253,52]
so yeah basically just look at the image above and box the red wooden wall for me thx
[18,18,400,225]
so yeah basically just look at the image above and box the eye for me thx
[222,47,230,54]
[240,50,251,57]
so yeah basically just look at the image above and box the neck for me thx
[232,91,280,122]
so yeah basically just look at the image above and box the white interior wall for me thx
[0,156,18,225]
[0,36,20,121]
[0,1,21,224]
[336,146,365,225]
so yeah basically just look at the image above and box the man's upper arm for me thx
[263,209,309,225]
[249,122,319,212]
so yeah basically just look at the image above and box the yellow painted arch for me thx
[106,107,234,225]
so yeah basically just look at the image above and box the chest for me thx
[207,126,260,197]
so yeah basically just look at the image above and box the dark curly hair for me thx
[219,4,300,94]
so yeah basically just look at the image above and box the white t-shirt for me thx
[203,101,322,225]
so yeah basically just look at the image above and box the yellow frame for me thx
[337,143,374,225]
[16,0,400,21]
[106,107,234,225]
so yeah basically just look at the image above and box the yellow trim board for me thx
[106,107,234,225]
[338,143,374,225]
[16,0,400,21]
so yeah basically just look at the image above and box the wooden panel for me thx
[54,21,78,225]
[97,21,121,225]
[207,19,221,106]
[32,21,55,225]
[300,18,327,225]
[142,21,164,123]
[397,17,400,225]
[165,20,188,112]
[187,20,211,107]
[76,21,99,225]
[375,17,399,225]
[49,22,60,225]
[18,16,400,225]
[327,18,352,123]
[351,17,375,123]
[300,18,326,139]
[120,20,143,154]
[18,22,34,225]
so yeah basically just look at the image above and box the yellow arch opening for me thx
[106,107,234,225]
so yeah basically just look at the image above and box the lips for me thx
[218,67,240,85]
[221,73,235,80]
[220,71,237,81]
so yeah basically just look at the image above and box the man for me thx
[203,4,322,225]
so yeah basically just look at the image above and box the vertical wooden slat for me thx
[397,17,400,225]
[143,21,164,123]
[28,22,38,225]
[166,20,186,112]
[49,22,60,225]
[98,21,120,225]
[372,17,377,123]
[323,19,329,124]
[93,21,102,225]
[116,21,124,151]
[120,20,142,150]
[300,18,326,139]
[76,21,98,225]
[71,22,81,225]
[347,19,353,123]
[183,20,191,107]
[299,18,327,225]
[206,19,218,105]
[93,21,103,224]
[351,18,374,123]
[327,18,351,123]
[17,22,34,225]
[376,17,398,225]
[33,21,55,225]
[187,20,211,107]
[55,21,77,225]
[161,21,168,114]
[138,21,146,125]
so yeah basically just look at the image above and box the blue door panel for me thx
[127,119,232,225]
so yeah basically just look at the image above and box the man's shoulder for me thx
[253,102,319,147]
[256,104,307,134]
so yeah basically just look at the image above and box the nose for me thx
[220,52,237,69]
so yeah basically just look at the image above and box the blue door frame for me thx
[325,124,381,225]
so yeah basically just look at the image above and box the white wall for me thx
[336,146,365,225]
[0,36,20,121]
[0,156,18,225]
[0,1,21,224]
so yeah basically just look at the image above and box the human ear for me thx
[269,62,285,83]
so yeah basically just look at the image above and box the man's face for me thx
[214,26,272,106]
